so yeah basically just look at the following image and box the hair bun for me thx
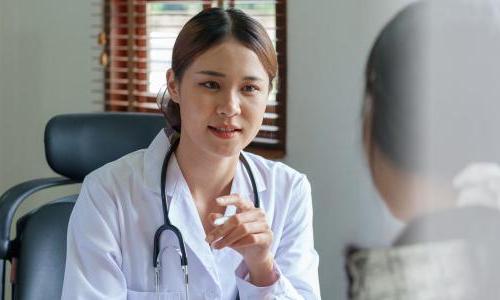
[156,85,181,143]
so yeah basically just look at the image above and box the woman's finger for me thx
[229,233,273,250]
[212,221,269,249]
[216,194,254,212]
[205,209,264,244]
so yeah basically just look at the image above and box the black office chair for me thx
[0,112,165,300]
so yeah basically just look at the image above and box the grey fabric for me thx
[346,207,500,300]
[394,207,500,299]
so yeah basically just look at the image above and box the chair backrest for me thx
[45,112,166,181]
[0,112,166,300]
[14,196,77,300]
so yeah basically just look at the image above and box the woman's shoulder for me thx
[394,206,500,246]
[244,152,311,194]
[84,148,147,186]
[242,151,308,185]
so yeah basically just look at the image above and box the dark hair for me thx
[162,8,278,137]
[363,0,500,179]
[172,7,277,84]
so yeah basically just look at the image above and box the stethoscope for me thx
[153,134,260,299]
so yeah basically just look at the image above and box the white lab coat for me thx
[61,130,321,300]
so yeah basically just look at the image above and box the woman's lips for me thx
[208,126,242,139]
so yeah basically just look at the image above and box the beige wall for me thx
[0,0,102,192]
[284,0,410,297]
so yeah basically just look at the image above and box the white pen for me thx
[213,204,237,226]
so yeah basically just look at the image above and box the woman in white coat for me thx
[61,7,320,300]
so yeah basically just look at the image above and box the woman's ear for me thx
[166,69,180,103]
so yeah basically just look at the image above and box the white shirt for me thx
[61,130,321,300]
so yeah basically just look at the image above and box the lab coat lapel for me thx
[230,162,251,200]
[214,157,266,264]
[167,162,220,283]
[230,154,266,203]
[143,130,170,194]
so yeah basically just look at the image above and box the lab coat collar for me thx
[143,130,267,198]
[143,130,179,197]
[230,153,266,202]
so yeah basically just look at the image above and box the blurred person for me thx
[347,0,500,299]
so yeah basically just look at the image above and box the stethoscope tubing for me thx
[152,134,260,300]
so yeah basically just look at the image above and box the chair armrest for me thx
[0,177,78,259]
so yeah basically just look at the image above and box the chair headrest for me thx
[44,113,166,181]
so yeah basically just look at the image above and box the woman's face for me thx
[167,38,270,158]
[365,118,456,222]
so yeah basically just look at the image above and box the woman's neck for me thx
[175,136,239,204]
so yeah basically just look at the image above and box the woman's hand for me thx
[205,194,278,286]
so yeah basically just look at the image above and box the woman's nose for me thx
[216,90,241,117]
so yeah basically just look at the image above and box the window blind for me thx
[96,0,287,157]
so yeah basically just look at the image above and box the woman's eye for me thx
[242,85,259,93]
[200,81,220,90]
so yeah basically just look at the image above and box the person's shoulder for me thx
[84,148,147,186]
[394,206,500,246]
[242,151,308,186]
